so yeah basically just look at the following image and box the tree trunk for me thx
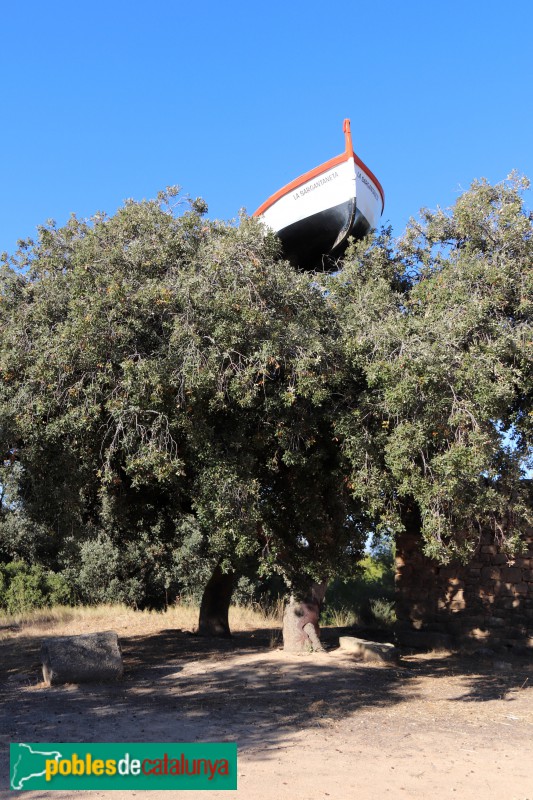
[198,561,235,637]
[282,581,328,653]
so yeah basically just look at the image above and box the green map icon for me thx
[11,743,63,790]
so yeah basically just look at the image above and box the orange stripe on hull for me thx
[253,152,350,217]
[253,119,384,218]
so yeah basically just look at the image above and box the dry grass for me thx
[233,597,285,627]
[0,596,356,649]
[325,607,360,627]
[0,601,283,643]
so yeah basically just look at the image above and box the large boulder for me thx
[40,630,124,685]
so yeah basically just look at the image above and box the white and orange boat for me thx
[253,119,384,269]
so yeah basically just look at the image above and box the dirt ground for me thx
[1,610,533,800]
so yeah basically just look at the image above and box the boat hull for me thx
[253,121,384,270]
[275,198,358,268]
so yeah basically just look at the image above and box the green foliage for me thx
[0,189,365,599]
[329,174,532,561]
[58,516,215,609]
[323,549,396,628]
[67,534,135,606]
[369,598,396,627]
[0,508,55,566]
[0,174,531,606]
[0,462,58,566]
[232,576,258,606]
[0,561,73,614]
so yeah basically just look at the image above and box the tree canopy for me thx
[0,175,531,612]
[0,189,364,606]
[329,173,532,562]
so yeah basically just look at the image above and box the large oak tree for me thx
[0,190,364,636]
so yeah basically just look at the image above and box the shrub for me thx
[369,598,396,627]
[323,543,396,628]
[0,561,74,614]
[46,570,75,606]
[72,534,140,606]
[232,576,257,606]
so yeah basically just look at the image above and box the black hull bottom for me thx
[277,201,371,270]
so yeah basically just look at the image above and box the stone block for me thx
[499,583,515,597]
[468,627,490,640]
[410,601,434,619]
[463,615,489,629]
[499,597,521,610]
[467,568,481,577]
[450,590,466,612]
[491,554,510,566]
[41,631,124,686]
[481,566,501,581]
[444,576,464,587]
[486,616,507,628]
[338,637,397,663]
[476,586,495,601]
[445,617,467,636]
[501,566,522,582]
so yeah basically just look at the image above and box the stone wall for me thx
[395,527,533,652]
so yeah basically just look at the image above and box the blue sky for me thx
[1,0,532,256]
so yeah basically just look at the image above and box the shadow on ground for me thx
[1,623,532,792]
